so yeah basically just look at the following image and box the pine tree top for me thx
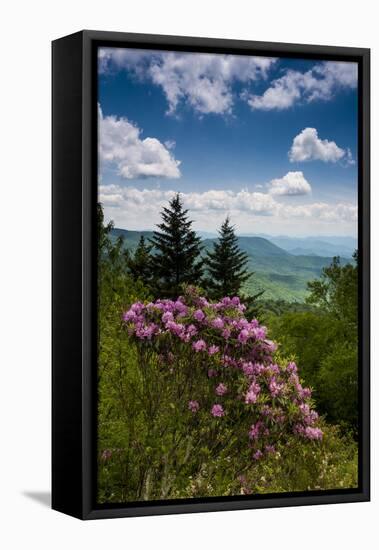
[204,216,251,299]
[149,193,204,297]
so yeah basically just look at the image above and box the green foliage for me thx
[307,252,358,329]
[128,235,154,291]
[150,193,204,298]
[257,299,316,323]
[268,311,338,391]
[318,343,358,429]
[97,204,152,502]
[231,424,358,496]
[268,253,358,431]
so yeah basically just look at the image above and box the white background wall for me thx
[0,1,376,548]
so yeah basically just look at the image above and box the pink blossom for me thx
[304,426,323,440]
[162,311,174,323]
[165,320,184,336]
[186,324,198,338]
[254,327,267,340]
[208,345,219,356]
[300,387,312,399]
[245,381,261,404]
[299,403,311,416]
[269,377,283,397]
[215,383,228,396]
[123,310,138,322]
[249,422,262,440]
[242,362,255,376]
[287,361,298,373]
[235,318,249,330]
[264,340,278,353]
[174,300,188,316]
[193,309,205,322]
[211,317,224,329]
[188,400,200,413]
[222,328,231,339]
[300,403,319,425]
[197,297,209,308]
[135,323,158,340]
[207,368,217,378]
[238,329,250,344]
[211,404,225,417]
[192,339,207,352]
[130,302,144,314]
[253,449,263,460]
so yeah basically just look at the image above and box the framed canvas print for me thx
[52,30,370,520]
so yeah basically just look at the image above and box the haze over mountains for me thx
[111,228,356,302]
[241,234,357,259]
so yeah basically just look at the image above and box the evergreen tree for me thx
[97,202,130,292]
[128,236,154,289]
[98,202,113,254]
[150,193,203,298]
[204,217,251,299]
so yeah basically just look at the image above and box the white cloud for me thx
[149,52,276,115]
[99,183,357,233]
[282,201,357,223]
[164,140,176,150]
[268,171,312,196]
[100,185,277,217]
[289,128,348,163]
[99,48,276,115]
[245,61,357,111]
[98,48,154,75]
[186,189,278,215]
[345,148,356,166]
[98,105,181,179]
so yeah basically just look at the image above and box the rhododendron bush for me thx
[107,286,324,499]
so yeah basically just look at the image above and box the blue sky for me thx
[98,48,358,237]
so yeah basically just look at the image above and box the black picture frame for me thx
[52,30,370,520]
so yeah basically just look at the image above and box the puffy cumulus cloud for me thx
[288,128,349,163]
[268,171,312,196]
[185,189,278,215]
[98,105,181,179]
[99,48,276,115]
[149,52,276,115]
[99,185,278,217]
[98,48,154,75]
[245,61,357,111]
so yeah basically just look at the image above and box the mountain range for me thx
[239,234,357,258]
[110,228,354,302]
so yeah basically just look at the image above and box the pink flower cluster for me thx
[188,400,200,413]
[123,287,323,458]
[211,404,225,417]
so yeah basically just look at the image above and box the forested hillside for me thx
[110,227,348,301]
